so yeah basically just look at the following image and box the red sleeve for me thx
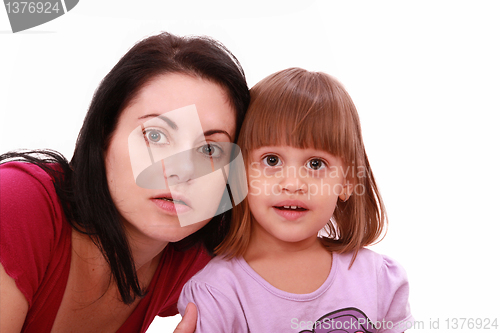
[156,246,212,317]
[0,162,65,307]
[117,244,212,333]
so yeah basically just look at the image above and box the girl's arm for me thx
[178,279,246,333]
[0,264,28,333]
[173,303,197,333]
[377,255,413,332]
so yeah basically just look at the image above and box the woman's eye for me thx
[143,129,168,145]
[198,143,223,158]
[148,131,161,142]
[307,159,326,170]
[263,155,281,167]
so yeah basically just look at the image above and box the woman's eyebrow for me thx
[139,114,178,130]
[204,129,231,141]
[139,114,230,140]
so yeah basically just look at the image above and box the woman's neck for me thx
[70,228,164,299]
[52,229,163,333]
[119,217,169,272]
[126,232,167,274]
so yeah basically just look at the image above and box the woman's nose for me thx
[162,149,196,186]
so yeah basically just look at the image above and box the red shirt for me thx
[0,162,211,332]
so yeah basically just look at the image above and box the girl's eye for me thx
[143,129,168,145]
[198,143,223,158]
[263,155,282,167]
[307,159,326,170]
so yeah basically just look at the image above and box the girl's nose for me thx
[279,166,307,193]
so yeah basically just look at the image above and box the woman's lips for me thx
[151,193,192,215]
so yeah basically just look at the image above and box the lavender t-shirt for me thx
[178,248,413,333]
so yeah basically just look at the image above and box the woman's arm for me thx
[0,263,28,333]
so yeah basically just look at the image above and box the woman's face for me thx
[105,73,236,245]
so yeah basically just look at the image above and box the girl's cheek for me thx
[248,179,263,197]
[247,161,262,179]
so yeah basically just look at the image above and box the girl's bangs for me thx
[239,71,355,162]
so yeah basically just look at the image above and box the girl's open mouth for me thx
[272,205,309,221]
[273,205,307,211]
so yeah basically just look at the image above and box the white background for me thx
[1,1,499,332]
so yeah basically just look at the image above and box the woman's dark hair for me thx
[0,32,250,304]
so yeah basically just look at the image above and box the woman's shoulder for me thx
[0,161,65,221]
[0,161,71,308]
[0,159,69,239]
[1,160,55,182]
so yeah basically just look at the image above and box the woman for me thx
[0,32,250,332]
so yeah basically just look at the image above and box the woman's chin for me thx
[148,219,210,243]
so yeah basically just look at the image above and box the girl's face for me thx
[247,146,348,248]
[105,73,236,246]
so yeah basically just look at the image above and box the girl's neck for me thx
[243,225,332,294]
[244,233,324,261]
[244,217,325,260]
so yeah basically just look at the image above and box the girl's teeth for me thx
[281,206,301,210]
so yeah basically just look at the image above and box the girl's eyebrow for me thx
[139,114,178,130]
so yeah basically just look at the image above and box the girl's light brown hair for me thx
[215,67,386,263]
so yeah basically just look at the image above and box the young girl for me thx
[178,68,413,332]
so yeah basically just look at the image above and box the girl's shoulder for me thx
[184,255,242,285]
[178,255,257,306]
[336,248,407,274]
[335,248,412,321]
[336,247,411,299]
[177,256,245,316]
